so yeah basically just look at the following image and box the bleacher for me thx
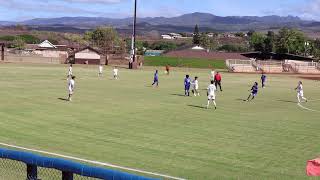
[226,59,256,73]
[286,60,320,74]
[227,59,320,74]
[257,60,284,73]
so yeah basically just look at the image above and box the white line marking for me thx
[0,142,186,180]
[297,103,320,112]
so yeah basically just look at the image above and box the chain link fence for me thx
[0,148,157,180]
[0,159,102,180]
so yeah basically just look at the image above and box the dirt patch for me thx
[299,75,320,81]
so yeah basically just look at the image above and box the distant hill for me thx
[0,12,319,34]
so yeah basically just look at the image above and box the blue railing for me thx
[0,148,159,180]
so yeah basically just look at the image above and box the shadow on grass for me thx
[276,99,297,104]
[236,98,247,102]
[171,94,186,97]
[188,105,207,109]
[58,98,69,101]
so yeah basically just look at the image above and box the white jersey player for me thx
[295,81,307,103]
[67,76,75,101]
[98,65,103,77]
[207,80,217,109]
[68,64,73,77]
[210,70,215,81]
[192,77,200,96]
[113,67,119,79]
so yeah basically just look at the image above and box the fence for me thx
[3,53,63,64]
[226,59,256,72]
[255,60,284,73]
[284,60,320,74]
[0,148,159,180]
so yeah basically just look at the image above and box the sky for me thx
[0,0,320,21]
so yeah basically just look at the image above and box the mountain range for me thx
[0,12,319,34]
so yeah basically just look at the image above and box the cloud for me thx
[271,0,320,20]
[298,0,320,20]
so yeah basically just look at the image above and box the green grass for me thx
[144,56,226,69]
[0,63,320,179]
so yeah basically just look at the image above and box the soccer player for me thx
[246,82,258,101]
[295,81,308,103]
[68,64,73,77]
[113,66,119,80]
[67,76,75,102]
[152,70,159,87]
[210,69,215,81]
[165,65,170,75]
[184,75,191,96]
[206,80,217,109]
[98,64,103,77]
[214,72,223,91]
[261,73,267,88]
[192,76,200,96]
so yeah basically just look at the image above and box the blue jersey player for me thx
[152,70,159,87]
[184,75,191,96]
[246,82,258,101]
[261,73,267,88]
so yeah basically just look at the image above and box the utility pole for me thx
[129,0,137,69]
[1,43,4,61]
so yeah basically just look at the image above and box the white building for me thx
[162,33,184,39]
[25,40,69,59]
[161,35,174,40]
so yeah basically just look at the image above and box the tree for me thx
[247,30,255,37]
[311,39,320,59]
[193,25,200,45]
[18,34,41,44]
[249,32,266,52]
[235,32,245,37]
[85,27,121,54]
[217,44,248,52]
[13,37,26,50]
[264,31,276,53]
[199,33,218,51]
[275,28,306,54]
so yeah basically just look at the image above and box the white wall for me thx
[75,49,100,59]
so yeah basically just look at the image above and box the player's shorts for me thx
[68,88,73,95]
[208,94,215,100]
[251,91,258,96]
[298,91,304,97]
[185,85,190,90]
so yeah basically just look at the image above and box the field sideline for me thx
[0,63,320,179]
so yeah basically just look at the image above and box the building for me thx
[144,50,164,56]
[169,33,183,39]
[71,46,105,65]
[25,40,70,60]
[161,33,184,40]
[161,35,174,40]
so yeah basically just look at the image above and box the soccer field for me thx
[0,63,319,180]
